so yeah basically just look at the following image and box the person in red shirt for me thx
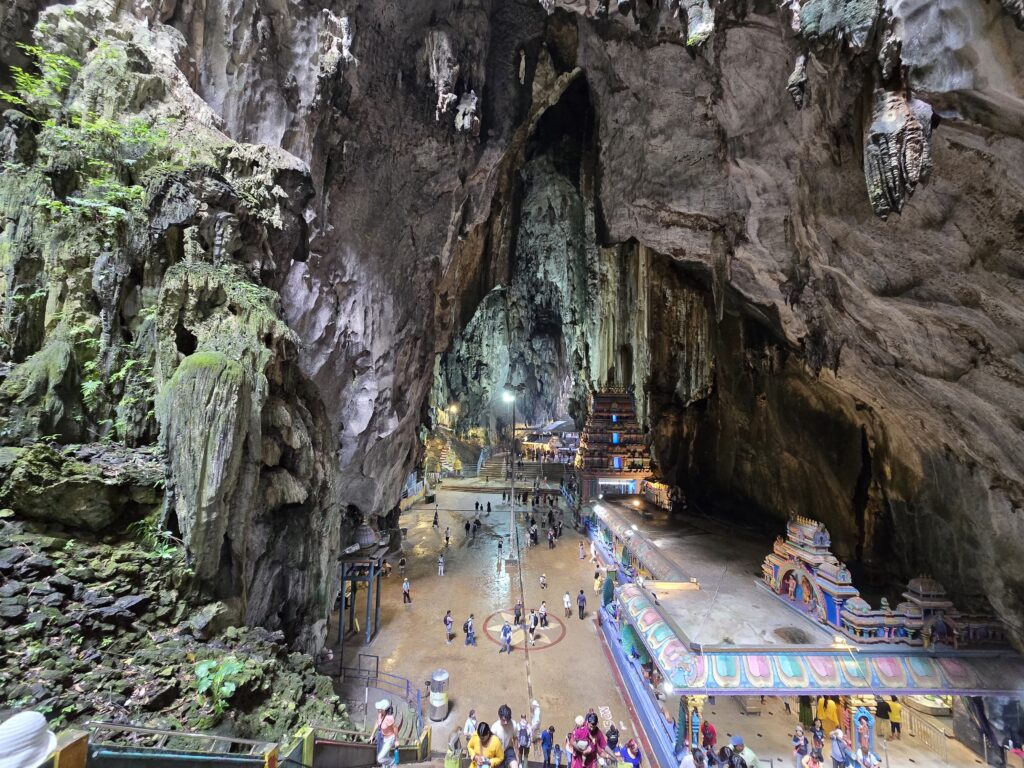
[570,712,615,768]
[702,720,717,750]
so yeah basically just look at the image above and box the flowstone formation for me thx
[429,0,1024,647]
[0,0,343,735]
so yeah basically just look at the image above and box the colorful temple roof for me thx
[616,583,1024,695]
[594,503,689,583]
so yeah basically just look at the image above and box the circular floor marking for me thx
[483,608,567,650]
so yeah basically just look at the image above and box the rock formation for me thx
[0,0,1023,672]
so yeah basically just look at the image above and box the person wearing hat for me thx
[371,698,397,767]
[0,712,57,768]
[731,735,760,768]
[792,726,810,768]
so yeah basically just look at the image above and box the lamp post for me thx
[502,391,518,564]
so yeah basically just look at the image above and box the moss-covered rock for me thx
[0,442,163,531]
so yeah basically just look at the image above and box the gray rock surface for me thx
[0,0,1022,651]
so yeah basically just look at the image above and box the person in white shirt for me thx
[492,704,520,768]
[464,709,478,742]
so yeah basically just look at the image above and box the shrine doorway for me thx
[778,563,827,623]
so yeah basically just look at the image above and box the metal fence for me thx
[904,705,950,763]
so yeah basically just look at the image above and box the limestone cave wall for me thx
[0,0,1023,654]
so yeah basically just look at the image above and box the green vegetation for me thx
[126,516,182,560]
[194,656,245,716]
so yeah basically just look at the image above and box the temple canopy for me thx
[617,584,1024,696]
[593,503,689,584]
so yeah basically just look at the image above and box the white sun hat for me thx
[375,698,391,711]
[0,712,57,768]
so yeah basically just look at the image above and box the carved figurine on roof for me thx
[762,521,1008,650]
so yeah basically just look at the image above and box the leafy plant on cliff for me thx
[195,656,245,717]
[126,517,182,560]
[0,43,80,114]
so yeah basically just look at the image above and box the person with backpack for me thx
[499,621,513,654]
[605,723,619,752]
[792,726,810,768]
[465,614,477,646]
[528,609,540,646]
[829,729,850,768]
[444,610,454,645]
[398,556,407,576]
[517,714,533,766]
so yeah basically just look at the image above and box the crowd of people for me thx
[458,703,646,768]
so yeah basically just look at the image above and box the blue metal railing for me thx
[339,666,424,736]
[599,606,679,767]
[475,446,490,477]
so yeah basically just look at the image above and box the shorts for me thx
[505,746,518,764]
[891,722,901,734]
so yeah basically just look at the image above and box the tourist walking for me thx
[465,614,477,646]
[468,721,504,767]
[539,573,547,590]
[402,578,411,604]
[398,556,406,576]
[888,696,902,740]
[541,725,555,768]
[499,621,513,654]
[433,509,439,528]
[487,501,492,515]
[579,541,585,560]
[528,609,540,646]
[438,553,445,576]
[464,709,478,741]
[792,726,810,768]
[493,705,520,768]
[618,739,643,768]
[371,698,397,767]
[444,610,454,644]
[465,520,471,539]
[701,719,717,750]
[548,528,555,548]
[563,591,572,618]
[445,526,451,548]
[873,696,890,739]
[731,735,760,768]
[517,713,533,766]
[577,589,587,619]
[829,729,849,768]
[539,601,548,627]
[498,538,503,558]
[514,598,523,626]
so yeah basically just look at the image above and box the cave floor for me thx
[329,487,643,749]
[598,498,836,647]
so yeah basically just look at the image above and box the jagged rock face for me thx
[2,0,1023,650]
[0,2,337,652]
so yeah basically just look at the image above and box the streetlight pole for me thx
[503,391,518,563]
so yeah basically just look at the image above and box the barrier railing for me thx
[338,665,424,738]
[905,706,950,763]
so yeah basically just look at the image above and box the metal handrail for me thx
[86,721,273,755]
[904,706,949,763]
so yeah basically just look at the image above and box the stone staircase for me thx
[479,453,568,484]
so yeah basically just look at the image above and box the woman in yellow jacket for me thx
[468,721,504,767]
